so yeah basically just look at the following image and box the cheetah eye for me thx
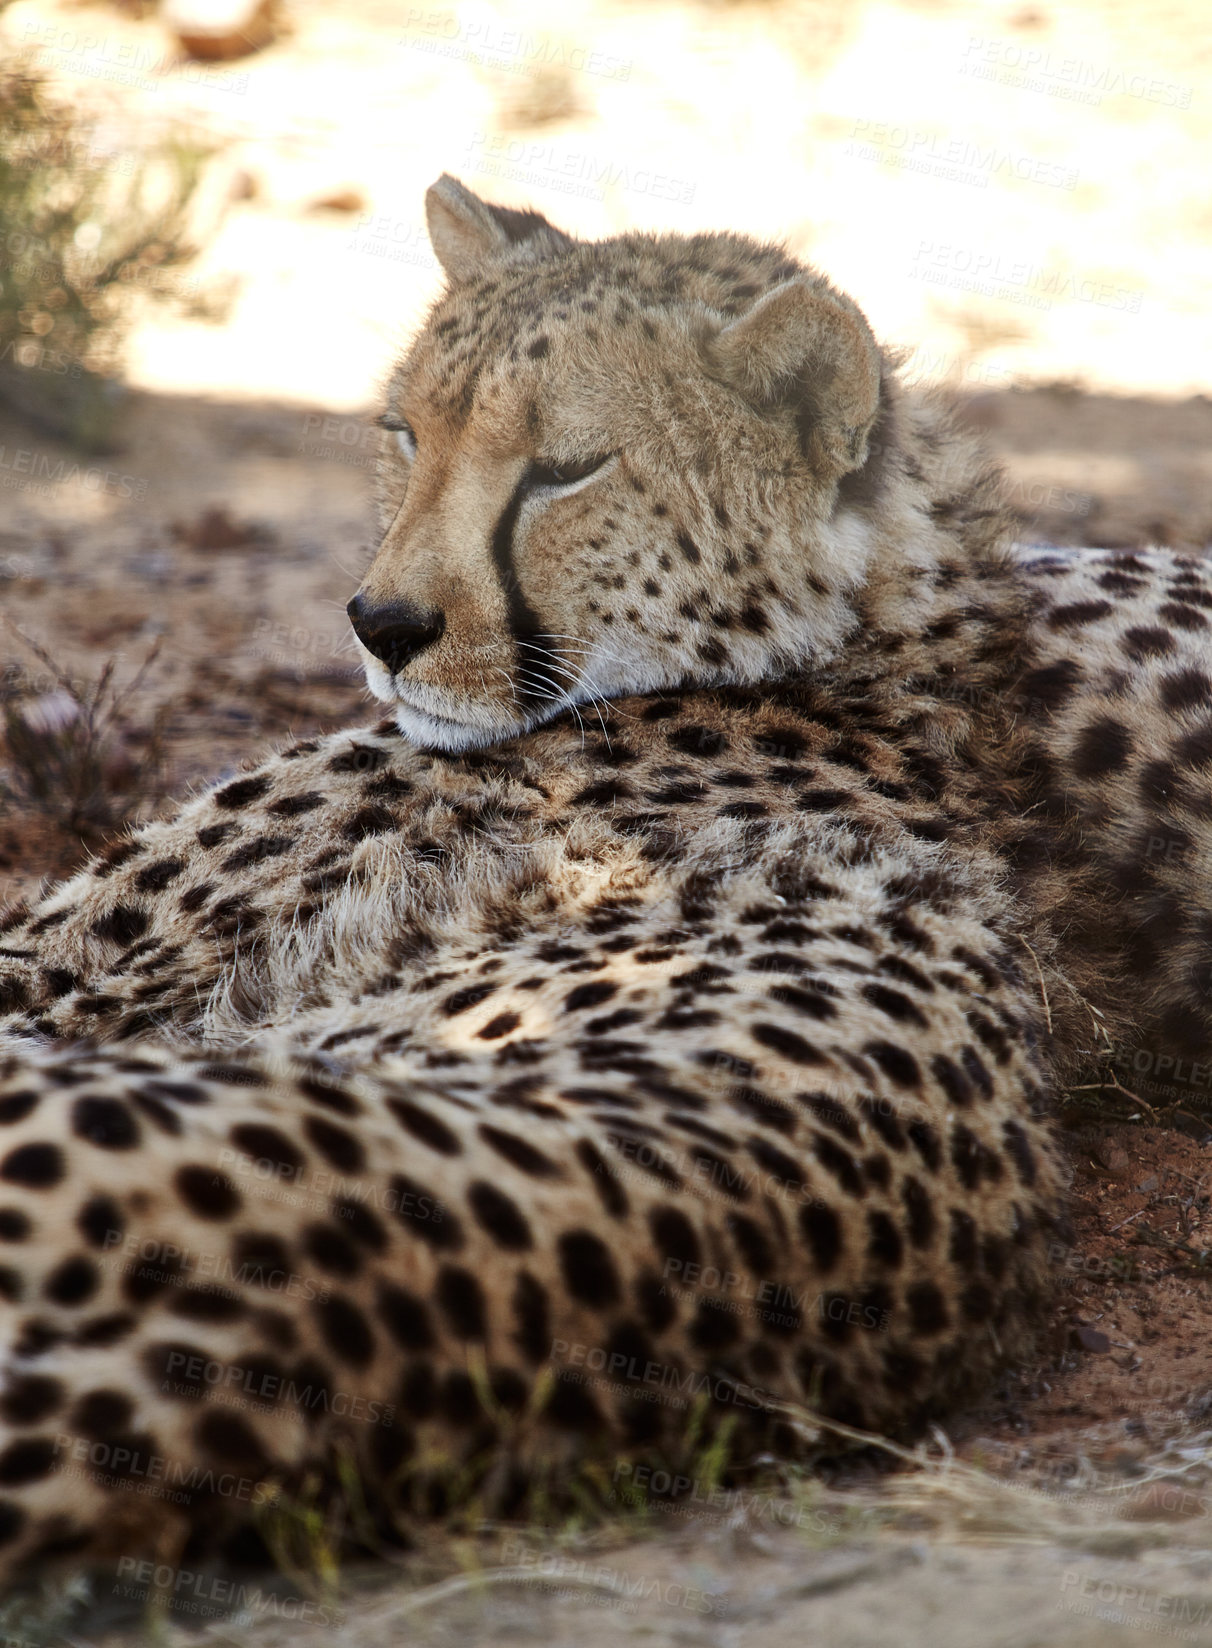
[527,453,612,490]
[378,414,416,460]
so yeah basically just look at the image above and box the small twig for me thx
[110,638,163,716]
[3,616,74,692]
[383,1564,634,1619]
[1017,937,1052,1033]
[1109,1208,1147,1234]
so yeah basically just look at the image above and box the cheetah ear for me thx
[706,279,882,477]
[425,174,572,283]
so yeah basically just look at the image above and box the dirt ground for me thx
[3,0,1212,1640]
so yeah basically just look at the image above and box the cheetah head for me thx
[348,175,887,752]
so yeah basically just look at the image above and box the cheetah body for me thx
[0,178,1206,1579]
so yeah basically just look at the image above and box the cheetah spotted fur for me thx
[0,176,1206,1582]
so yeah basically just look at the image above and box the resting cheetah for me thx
[0,175,1205,1584]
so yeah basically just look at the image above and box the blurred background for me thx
[2,0,1210,900]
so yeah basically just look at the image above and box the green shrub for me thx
[0,58,210,446]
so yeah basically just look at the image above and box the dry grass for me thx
[6,1384,1210,1643]
[0,622,166,841]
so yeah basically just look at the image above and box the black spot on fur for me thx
[386,1097,462,1156]
[1001,1119,1038,1186]
[134,858,186,893]
[170,1284,244,1323]
[799,1202,842,1272]
[342,806,396,842]
[1046,600,1111,629]
[0,1439,58,1485]
[213,775,272,809]
[436,1266,488,1338]
[267,791,327,817]
[175,1166,241,1220]
[906,1281,948,1335]
[229,1123,305,1176]
[0,1375,62,1426]
[442,984,497,1016]
[70,1388,133,1438]
[862,983,928,1027]
[479,1125,561,1178]
[867,1211,903,1268]
[376,1282,434,1351]
[564,981,618,1013]
[389,1173,462,1250]
[1015,659,1082,708]
[301,1223,362,1277]
[315,1294,375,1366]
[303,1116,364,1173]
[195,1409,270,1474]
[864,1041,921,1088]
[558,1230,621,1307]
[1072,717,1133,778]
[574,1137,630,1217]
[89,906,149,947]
[648,1206,700,1269]
[0,1093,37,1126]
[44,1257,99,1306]
[69,1096,139,1151]
[0,1144,64,1189]
[751,1023,825,1064]
[902,1177,935,1247]
[468,1181,533,1249]
[1160,669,1212,711]
[511,1271,551,1362]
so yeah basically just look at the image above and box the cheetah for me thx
[0,174,1204,1585]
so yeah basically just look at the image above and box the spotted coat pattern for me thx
[1015,548,1212,1063]
[0,182,1203,1582]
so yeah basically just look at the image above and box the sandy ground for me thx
[3,0,1212,1640]
[3,0,1212,409]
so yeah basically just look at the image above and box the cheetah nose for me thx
[346,592,445,672]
